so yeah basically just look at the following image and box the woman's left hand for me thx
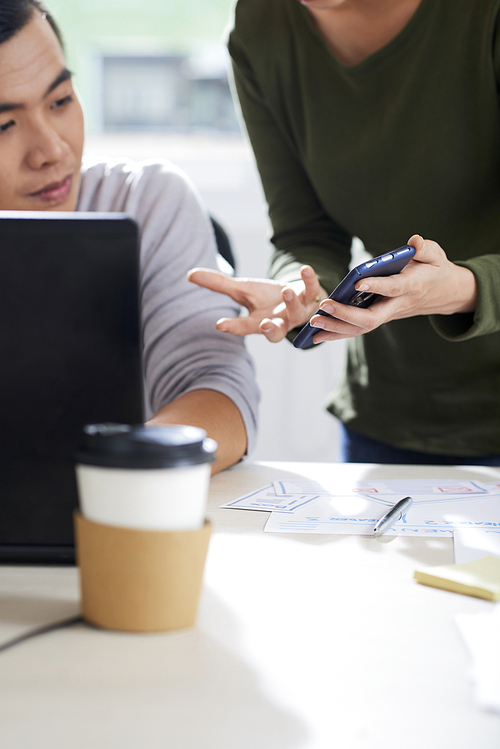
[309,234,478,343]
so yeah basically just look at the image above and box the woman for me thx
[190,0,500,464]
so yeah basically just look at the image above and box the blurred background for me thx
[51,0,345,462]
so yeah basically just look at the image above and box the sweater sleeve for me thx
[228,32,353,294]
[131,163,260,453]
[430,10,500,342]
[430,256,500,341]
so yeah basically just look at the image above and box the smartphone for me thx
[292,244,416,349]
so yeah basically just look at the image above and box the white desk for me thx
[0,461,499,748]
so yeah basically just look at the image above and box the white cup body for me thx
[75,462,211,531]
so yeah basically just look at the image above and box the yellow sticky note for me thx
[414,555,500,601]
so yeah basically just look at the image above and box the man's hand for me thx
[188,265,327,343]
[308,235,478,343]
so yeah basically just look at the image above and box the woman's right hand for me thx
[187,265,327,342]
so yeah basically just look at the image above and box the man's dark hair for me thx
[0,0,63,47]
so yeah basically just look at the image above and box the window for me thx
[101,54,239,131]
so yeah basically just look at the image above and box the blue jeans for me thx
[339,426,500,466]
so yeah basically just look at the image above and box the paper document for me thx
[264,493,500,536]
[484,481,500,493]
[220,485,319,513]
[222,478,500,537]
[454,528,500,564]
[274,479,490,505]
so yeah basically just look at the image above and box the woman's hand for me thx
[309,234,478,343]
[187,265,327,342]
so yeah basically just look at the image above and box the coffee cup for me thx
[74,423,216,632]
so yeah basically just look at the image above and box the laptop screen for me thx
[0,213,144,563]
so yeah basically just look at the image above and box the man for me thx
[0,0,259,473]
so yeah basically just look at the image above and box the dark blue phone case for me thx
[292,244,416,349]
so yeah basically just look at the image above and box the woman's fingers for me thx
[407,234,432,263]
[314,294,399,337]
[316,300,373,328]
[354,270,414,298]
[311,311,367,337]
[350,237,431,300]
[310,329,356,344]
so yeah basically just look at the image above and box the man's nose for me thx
[25,119,67,169]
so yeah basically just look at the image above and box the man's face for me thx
[0,12,84,211]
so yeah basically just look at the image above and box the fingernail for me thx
[283,290,293,302]
[261,324,273,333]
[357,283,369,291]
[312,319,325,329]
[322,303,334,315]
[217,325,228,332]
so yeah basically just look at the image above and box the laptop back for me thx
[0,213,144,563]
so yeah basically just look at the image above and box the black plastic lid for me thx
[76,423,217,469]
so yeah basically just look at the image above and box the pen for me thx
[373,496,413,537]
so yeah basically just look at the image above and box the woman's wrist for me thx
[448,264,477,315]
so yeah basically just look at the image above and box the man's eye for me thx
[0,120,14,133]
[51,94,73,110]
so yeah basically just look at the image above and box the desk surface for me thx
[1,461,499,749]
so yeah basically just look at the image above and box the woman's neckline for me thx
[298,0,429,72]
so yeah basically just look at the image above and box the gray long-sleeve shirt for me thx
[77,157,259,453]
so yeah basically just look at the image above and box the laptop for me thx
[0,212,144,564]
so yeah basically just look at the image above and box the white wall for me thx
[85,132,345,462]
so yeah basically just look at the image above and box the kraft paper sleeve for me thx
[75,512,212,632]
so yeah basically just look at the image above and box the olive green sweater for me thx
[228,0,500,456]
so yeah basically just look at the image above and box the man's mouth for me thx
[28,175,73,203]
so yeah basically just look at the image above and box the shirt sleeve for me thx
[430,256,500,341]
[431,11,500,342]
[130,162,260,453]
[228,33,352,294]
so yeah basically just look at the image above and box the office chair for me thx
[210,217,236,273]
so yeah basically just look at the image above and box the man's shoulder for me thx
[79,157,191,192]
[77,157,197,213]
